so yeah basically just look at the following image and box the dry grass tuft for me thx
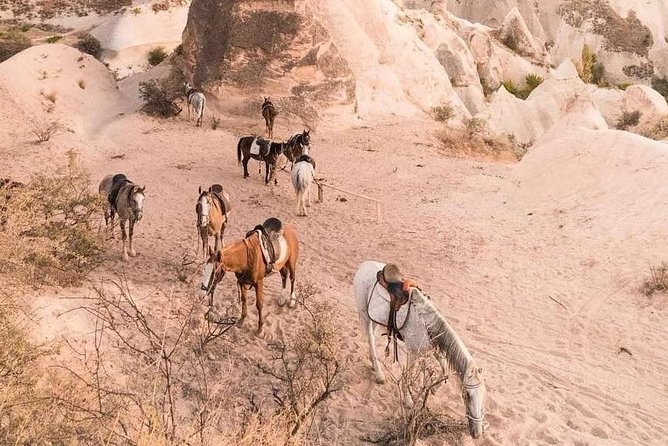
[31,119,62,142]
[642,263,668,297]
[637,115,668,141]
[436,119,529,162]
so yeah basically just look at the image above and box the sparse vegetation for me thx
[0,28,31,63]
[577,44,606,86]
[638,115,668,141]
[139,78,182,117]
[0,151,104,285]
[651,77,668,103]
[148,46,168,66]
[31,119,61,142]
[642,263,668,296]
[431,104,455,122]
[617,83,632,91]
[45,35,62,43]
[615,110,641,131]
[74,34,102,60]
[502,74,543,100]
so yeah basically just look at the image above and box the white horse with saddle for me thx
[184,82,206,127]
[353,261,488,439]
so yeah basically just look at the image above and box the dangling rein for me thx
[367,278,418,363]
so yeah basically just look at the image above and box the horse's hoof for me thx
[277,296,286,307]
[288,298,297,309]
[122,254,130,262]
[255,328,265,339]
[375,374,386,385]
[128,250,137,257]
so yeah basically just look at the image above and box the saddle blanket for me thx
[250,139,261,156]
[367,282,410,330]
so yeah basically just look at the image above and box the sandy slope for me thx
[1,62,667,445]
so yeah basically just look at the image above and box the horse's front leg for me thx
[128,218,137,257]
[242,158,250,178]
[278,267,288,307]
[365,319,385,384]
[287,261,297,308]
[255,278,265,335]
[264,161,269,185]
[306,183,311,207]
[239,283,248,322]
[213,230,221,254]
[120,219,129,261]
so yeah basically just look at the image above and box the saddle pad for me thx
[367,282,410,330]
[250,139,261,156]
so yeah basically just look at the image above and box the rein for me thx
[366,280,412,363]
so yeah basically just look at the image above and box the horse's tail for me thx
[200,95,206,121]
[292,162,313,192]
[237,138,243,165]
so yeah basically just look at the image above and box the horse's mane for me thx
[412,289,473,381]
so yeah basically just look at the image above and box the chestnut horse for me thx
[199,220,299,334]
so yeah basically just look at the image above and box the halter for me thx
[463,381,486,423]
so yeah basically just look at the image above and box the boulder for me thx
[622,85,668,118]
[498,7,550,64]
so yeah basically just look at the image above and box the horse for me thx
[99,174,145,261]
[261,97,278,139]
[184,82,206,127]
[196,184,232,258]
[282,130,311,169]
[353,260,488,439]
[237,136,283,185]
[199,218,299,335]
[291,154,316,216]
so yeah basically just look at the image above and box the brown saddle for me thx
[377,263,413,361]
[246,217,283,274]
[210,184,231,214]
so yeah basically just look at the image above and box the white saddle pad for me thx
[367,282,410,329]
[250,139,261,156]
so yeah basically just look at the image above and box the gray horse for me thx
[99,174,145,261]
[185,82,206,127]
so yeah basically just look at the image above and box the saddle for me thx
[245,217,283,274]
[251,137,272,157]
[377,264,414,361]
[210,184,231,214]
[294,154,316,170]
[108,174,130,211]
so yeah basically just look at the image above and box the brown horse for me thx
[199,218,299,335]
[261,97,278,139]
[196,184,231,258]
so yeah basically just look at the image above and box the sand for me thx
[0,42,667,446]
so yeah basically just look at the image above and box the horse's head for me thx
[200,247,226,299]
[184,82,192,93]
[463,362,488,438]
[196,187,210,228]
[130,185,145,222]
[301,129,311,147]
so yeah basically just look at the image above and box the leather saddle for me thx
[255,137,272,157]
[246,217,283,273]
[108,174,130,212]
[210,184,231,214]
[377,264,412,359]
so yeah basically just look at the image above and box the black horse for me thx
[282,130,311,168]
[262,97,278,139]
[237,136,284,185]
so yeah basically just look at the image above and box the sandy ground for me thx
[1,47,667,445]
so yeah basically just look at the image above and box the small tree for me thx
[139,78,181,117]
[148,46,168,66]
[75,34,102,60]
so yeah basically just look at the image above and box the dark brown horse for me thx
[200,218,299,335]
[261,97,278,139]
[282,130,311,169]
[237,136,283,185]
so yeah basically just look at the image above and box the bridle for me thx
[463,382,486,424]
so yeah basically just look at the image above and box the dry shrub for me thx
[0,28,31,63]
[0,151,105,286]
[74,33,102,60]
[148,46,168,66]
[436,121,528,162]
[364,353,465,446]
[431,104,455,122]
[31,119,61,142]
[139,78,182,117]
[257,297,345,441]
[638,115,668,141]
[0,290,72,443]
[615,110,641,131]
[642,263,668,296]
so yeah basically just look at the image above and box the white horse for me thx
[184,82,206,127]
[353,260,488,439]
[291,154,315,216]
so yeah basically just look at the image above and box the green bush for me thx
[578,45,606,86]
[74,34,102,60]
[45,35,62,44]
[0,29,31,63]
[139,78,181,117]
[615,110,641,130]
[502,74,544,100]
[147,46,168,66]
[616,83,632,91]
